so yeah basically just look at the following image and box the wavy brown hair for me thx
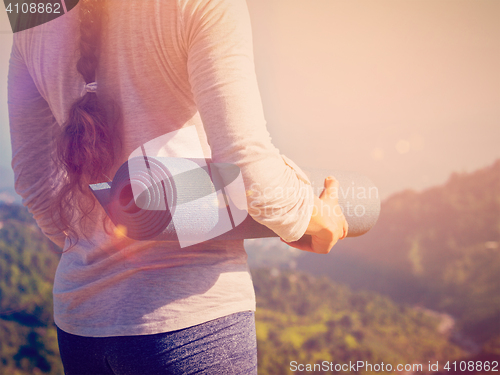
[53,0,116,247]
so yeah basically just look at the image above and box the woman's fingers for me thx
[280,236,314,253]
[284,176,349,254]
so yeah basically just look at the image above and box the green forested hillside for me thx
[0,204,63,374]
[253,268,463,374]
[298,159,500,365]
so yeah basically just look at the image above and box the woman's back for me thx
[9,0,316,338]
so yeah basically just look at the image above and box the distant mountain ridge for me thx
[298,159,500,344]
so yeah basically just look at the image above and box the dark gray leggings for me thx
[57,311,257,375]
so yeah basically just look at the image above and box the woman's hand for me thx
[282,176,348,254]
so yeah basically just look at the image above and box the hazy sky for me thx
[0,0,498,198]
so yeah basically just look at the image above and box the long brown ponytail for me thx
[53,0,116,245]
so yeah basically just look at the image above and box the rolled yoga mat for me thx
[90,156,380,247]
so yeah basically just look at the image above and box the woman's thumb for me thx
[320,176,339,201]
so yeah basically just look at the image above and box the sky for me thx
[0,0,498,199]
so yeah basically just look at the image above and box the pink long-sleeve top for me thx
[8,0,314,337]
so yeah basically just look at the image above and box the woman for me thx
[8,0,347,373]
